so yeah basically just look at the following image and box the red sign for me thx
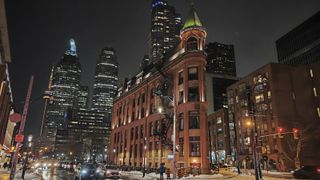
[10,113,21,123]
[15,134,24,143]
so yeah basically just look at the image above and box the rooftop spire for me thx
[182,3,203,30]
[66,38,77,56]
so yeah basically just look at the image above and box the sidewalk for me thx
[220,168,293,179]
[0,169,43,180]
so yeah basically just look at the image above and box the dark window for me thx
[178,113,184,131]
[189,136,200,157]
[140,125,144,139]
[186,37,198,51]
[130,128,134,140]
[178,71,184,85]
[189,111,200,129]
[132,110,135,121]
[135,126,139,140]
[132,98,135,107]
[134,144,137,158]
[141,107,145,118]
[188,87,199,101]
[148,142,153,158]
[142,93,145,103]
[188,67,198,80]
[149,122,153,137]
[140,143,143,158]
[129,145,133,158]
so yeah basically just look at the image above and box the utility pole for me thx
[246,85,262,180]
[10,76,34,180]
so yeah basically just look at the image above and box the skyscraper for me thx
[205,42,236,77]
[91,46,118,155]
[44,39,81,152]
[276,11,320,65]
[150,0,181,61]
[92,46,118,119]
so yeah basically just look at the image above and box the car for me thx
[105,167,121,179]
[74,163,98,180]
[293,165,320,179]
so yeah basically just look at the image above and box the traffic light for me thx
[293,128,299,140]
[277,127,284,138]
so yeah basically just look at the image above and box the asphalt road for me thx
[38,167,136,180]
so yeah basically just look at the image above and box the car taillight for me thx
[316,168,320,173]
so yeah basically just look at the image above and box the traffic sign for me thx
[15,134,24,143]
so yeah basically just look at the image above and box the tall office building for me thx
[150,0,181,61]
[92,46,118,119]
[44,39,81,152]
[276,11,320,65]
[205,42,236,77]
[78,86,89,109]
[205,74,238,115]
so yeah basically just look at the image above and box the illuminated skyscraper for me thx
[44,39,81,152]
[150,0,181,61]
[92,46,118,118]
[205,42,236,77]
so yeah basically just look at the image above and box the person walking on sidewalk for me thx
[159,163,166,180]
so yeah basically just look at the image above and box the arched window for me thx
[186,37,198,51]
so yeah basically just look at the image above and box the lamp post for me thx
[22,134,33,179]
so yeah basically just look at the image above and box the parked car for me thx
[74,163,98,180]
[293,165,320,179]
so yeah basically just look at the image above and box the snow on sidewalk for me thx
[121,170,224,179]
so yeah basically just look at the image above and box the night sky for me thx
[5,0,320,137]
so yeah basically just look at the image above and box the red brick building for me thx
[207,109,232,165]
[227,63,320,171]
[109,7,210,173]
[0,0,14,155]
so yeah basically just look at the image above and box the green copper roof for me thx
[182,5,203,30]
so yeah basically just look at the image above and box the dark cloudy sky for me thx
[5,0,320,137]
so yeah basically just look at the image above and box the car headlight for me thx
[43,163,47,167]
[81,170,88,174]
[106,170,111,174]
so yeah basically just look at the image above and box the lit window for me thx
[310,69,314,78]
[317,108,320,118]
[313,88,317,97]
[217,117,222,124]
[255,94,264,103]
[267,91,271,99]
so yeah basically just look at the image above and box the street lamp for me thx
[142,138,147,177]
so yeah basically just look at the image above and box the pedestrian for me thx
[3,162,7,169]
[159,163,166,180]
